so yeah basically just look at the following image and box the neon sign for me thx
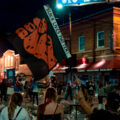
[57,0,107,6]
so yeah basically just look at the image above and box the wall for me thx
[60,8,115,62]
[113,7,120,54]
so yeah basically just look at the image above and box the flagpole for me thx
[69,8,72,54]
[68,8,73,83]
[56,4,73,83]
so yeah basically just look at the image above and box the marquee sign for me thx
[57,0,107,6]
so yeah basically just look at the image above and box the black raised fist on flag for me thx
[16,17,57,69]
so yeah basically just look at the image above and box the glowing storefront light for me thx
[11,56,13,66]
[74,63,87,69]
[8,55,10,67]
[95,59,106,68]
[53,64,60,70]
[5,56,7,67]
[5,55,14,68]
[59,66,69,70]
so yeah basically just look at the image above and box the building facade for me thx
[58,7,120,84]
[0,49,32,82]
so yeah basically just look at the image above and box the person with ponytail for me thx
[37,87,64,120]
[0,92,30,120]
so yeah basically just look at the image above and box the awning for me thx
[87,58,120,72]
[52,63,68,73]
[52,59,70,73]
[73,63,92,72]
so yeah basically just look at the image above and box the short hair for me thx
[107,92,120,112]
[89,110,120,120]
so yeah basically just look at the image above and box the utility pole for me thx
[69,8,72,54]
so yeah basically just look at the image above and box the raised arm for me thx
[75,77,93,115]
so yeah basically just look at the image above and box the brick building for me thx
[0,50,32,82]
[55,7,120,84]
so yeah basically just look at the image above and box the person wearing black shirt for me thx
[65,83,73,101]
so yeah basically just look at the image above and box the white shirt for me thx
[21,80,26,86]
[0,106,30,120]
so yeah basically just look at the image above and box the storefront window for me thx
[5,56,7,67]
[5,55,14,68]
[11,56,14,66]
[8,56,10,67]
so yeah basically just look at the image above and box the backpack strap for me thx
[14,107,22,120]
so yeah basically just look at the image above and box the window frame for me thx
[78,35,85,51]
[97,31,105,48]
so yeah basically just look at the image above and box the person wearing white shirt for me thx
[0,92,30,120]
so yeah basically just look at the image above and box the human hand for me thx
[75,77,81,86]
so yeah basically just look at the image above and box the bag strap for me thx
[52,104,58,120]
[14,107,22,120]
[54,104,58,115]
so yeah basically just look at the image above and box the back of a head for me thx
[8,92,23,119]
[67,82,71,87]
[99,83,103,88]
[89,110,120,120]
[44,87,57,103]
[107,92,120,112]
[10,92,23,106]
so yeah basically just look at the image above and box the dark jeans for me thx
[98,96,105,104]
[33,92,38,105]
[65,92,73,100]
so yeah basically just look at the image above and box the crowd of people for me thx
[0,75,40,105]
[0,73,120,120]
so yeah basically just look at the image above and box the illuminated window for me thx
[5,57,7,67]
[78,36,85,51]
[5,55,14,68]
[8,56,10,67]
[97,31,104,48]
[11,56,13,66]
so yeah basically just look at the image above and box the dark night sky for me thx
[0,0,46,56]
[0,0,120,29]
[0,0,120,56]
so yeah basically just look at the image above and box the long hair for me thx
[8,92,23,119]
[40,87,57,114]
[44,87,57,104]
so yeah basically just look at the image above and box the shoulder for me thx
[20,107,30,118]
[16,106,29,115]
[1,106,7,112]
[21,107,28,112]
[1,106,8,116]
[16,107,30,120]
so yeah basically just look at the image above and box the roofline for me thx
[59,7,114,27]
